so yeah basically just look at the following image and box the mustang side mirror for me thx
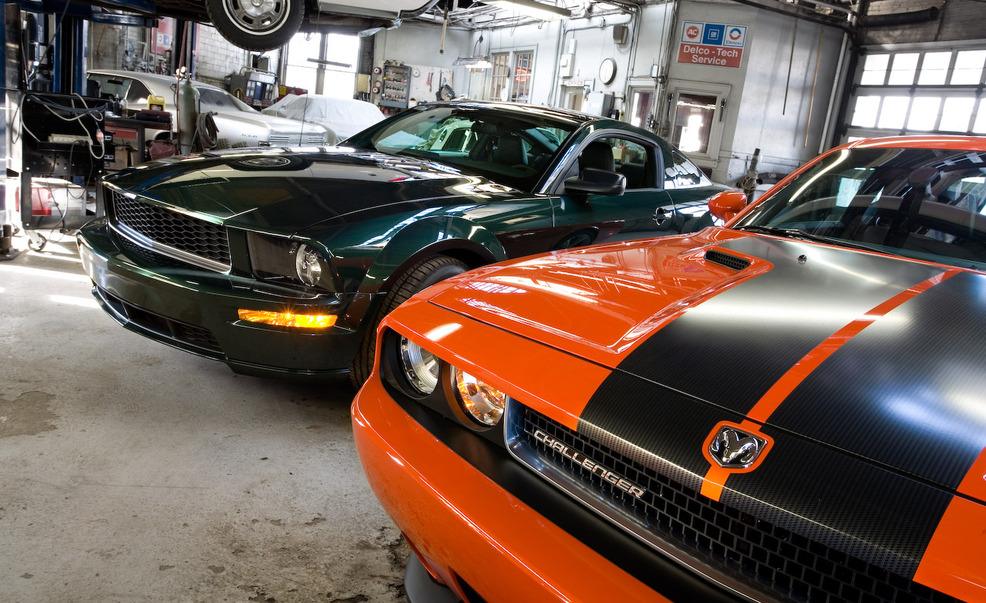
[708,190,748,222]
[564,168,627,200]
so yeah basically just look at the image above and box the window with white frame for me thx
[485,49,535,103]
[489,52,510,102]
[846,46,986,140]
[283,32,359,97]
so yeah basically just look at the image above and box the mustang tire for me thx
[205,0,304,52]
[351,256,468,387]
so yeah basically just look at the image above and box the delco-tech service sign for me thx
[678,22,747,68]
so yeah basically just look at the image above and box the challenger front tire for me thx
[205,0,304,52]
[351,256,468,388]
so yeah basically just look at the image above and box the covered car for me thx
[262,94,385,143]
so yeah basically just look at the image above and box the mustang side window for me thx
[665,149,710,189]
[610,138,655,189]
[568,137,656,190]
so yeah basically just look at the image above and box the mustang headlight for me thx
[399,336,440,395]
[452,368,506,427]
[295,243,324,287]
[246,233,335,292]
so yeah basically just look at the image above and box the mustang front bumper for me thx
[352,372,738,602]
[77,219,371,377]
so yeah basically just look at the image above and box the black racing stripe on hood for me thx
[614,236,943,415]
[724,424,953,579]
[768,270,986,494]
[575,373,955,585]
[577,371,748,492]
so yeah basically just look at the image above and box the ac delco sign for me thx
[678,22,747,68]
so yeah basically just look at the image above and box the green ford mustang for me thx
[78,101,727,383]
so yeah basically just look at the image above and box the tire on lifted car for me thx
[351,255,469,388]
[205,0,305,52]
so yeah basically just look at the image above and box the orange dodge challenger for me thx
[353,137,986,602]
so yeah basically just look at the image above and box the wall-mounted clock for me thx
[599,58,617,86]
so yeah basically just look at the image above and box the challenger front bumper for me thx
[77,219,372,377]
[352,372,738,602]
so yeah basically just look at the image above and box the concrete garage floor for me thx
[0,238,407,602]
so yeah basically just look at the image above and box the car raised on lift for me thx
[78,101,725,384]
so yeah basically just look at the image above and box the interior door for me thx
[551,135,679,248]
[663,80,731,170]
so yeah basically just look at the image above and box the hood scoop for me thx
[704,248,751,271]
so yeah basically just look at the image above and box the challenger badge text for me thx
[534,429,647,499]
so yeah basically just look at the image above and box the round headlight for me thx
[295,243,323,287]
[399,336,439,395]
[453,369,506,427]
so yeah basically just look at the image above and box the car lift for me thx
[0,0,193,258]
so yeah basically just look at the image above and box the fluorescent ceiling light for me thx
[453,56,493,69]
[484,0,571,21]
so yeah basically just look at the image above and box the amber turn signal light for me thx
[237,309,337,330]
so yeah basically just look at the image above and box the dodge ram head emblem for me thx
[708,426,767,469]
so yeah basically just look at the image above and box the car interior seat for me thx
[579,141,615,173]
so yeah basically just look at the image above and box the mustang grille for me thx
[95,286,222,356]
[110,190,230,269]
[515,405,956,603]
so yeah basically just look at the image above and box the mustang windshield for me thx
[736,147,986,270]
[347,106,577,192]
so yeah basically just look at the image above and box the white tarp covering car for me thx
[262,95,385,144]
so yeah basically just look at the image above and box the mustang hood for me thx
[104,149,522,233]
[429,229,986,498]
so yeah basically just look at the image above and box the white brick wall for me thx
[192,25,281,87]
[192,25,250,86]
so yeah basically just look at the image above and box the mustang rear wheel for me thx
[351,256,469,387]
[205,0,304,52]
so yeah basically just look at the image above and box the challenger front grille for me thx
[109,190,230,270]
[511,405,956,603]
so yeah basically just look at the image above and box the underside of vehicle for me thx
[90,0,469,50]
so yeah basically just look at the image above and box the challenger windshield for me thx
[347,106,578,192]
[736,147,986,270]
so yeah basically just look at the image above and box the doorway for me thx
[664,81,730,168]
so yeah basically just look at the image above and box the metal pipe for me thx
[795,0,855,17]
[398,0,441,19]
[819,31,852,151]
[439,1,449,54]
[727,0,856,34]
[861,7,940,27]
[782,19,797,115]
[804,25,823,148]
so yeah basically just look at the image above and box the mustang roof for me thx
[422,101,595,125]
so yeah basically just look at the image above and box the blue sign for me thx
[702,24,725,46]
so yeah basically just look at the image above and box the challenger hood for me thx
[104,149,522,233]
[429,229,986,498]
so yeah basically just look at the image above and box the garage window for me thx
[485,49,536,103]
[845,45,986,139]
[283,32,358,97]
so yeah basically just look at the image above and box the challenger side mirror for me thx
[708,190,748,222]
[564,168,626,201]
